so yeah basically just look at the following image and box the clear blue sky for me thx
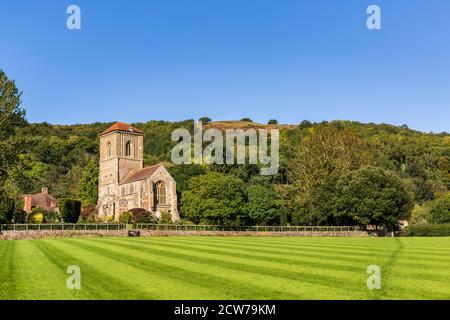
[1,0,449,132]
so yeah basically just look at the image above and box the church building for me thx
[97,122,179,221]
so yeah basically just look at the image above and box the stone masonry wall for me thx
[0,229,368,240]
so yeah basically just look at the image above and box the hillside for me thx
[1,118,449,227]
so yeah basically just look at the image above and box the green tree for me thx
[199,117,212,125]
[294,176,340,226]
[335,167,413,230]
[168,164,206,200]
[298,120,313,130]
[77,159,99,205]
[181,172,247,225]
[0,69,27,205]
[268,119,278,125]
[0,70,26,138]
[245,184,287,225]
[288,123,375,205]
[428,195,450,224]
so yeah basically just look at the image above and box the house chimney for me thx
[42,187,48,194]
[23,195,33,214]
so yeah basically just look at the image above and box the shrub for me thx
[119,211,133,224]
[410,203,430,225]
[135,212,157,224]
[27,207,59,223]
[268,119,278,125]
[59,198,81,223]
[27,212,44,224]
[13,209,26,224]
[428,195,450,224]
[240,118,253,122]
[79,204,97,222]
[43,211,60,223]
[159,212,173,224]
[401,223,450,237]
[0,196,15,224]
[103,216,114,223]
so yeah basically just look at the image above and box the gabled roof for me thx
[120,164,162,184]
[100,122,144,136]
[24,193,57,211]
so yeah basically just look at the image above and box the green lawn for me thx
[1,236,449,300]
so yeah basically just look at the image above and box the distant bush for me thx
[199,117,212,125]
[26,207,59,224]
[135,212,157,224]
[0,196,15,224]
[268,119,278,125]
[13,209,26,224]
[298,120,313,130]
[402,223,450,237]
[59,198,81,223]
[127,208,157,224]
[240,118,253,122]
[428,195,450,224]
[119,211,133,224]
[79,204,97,222]
[27,212,44,224]
[159,212,173,224]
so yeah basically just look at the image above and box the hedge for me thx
[59,198,81,223]
[401,223,450,237]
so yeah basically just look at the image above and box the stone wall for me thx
[0,230,127,240]
[0,229,368,240]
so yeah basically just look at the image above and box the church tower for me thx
[98,122,144,215]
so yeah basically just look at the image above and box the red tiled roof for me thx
[100,122,143,136]
[120,165,161,184]
[25,193,58,211]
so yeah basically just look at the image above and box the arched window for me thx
[125,141,132,157]
[155,181,167,205]
[107,142,111,157]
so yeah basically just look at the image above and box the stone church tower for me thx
[97,122,179,221]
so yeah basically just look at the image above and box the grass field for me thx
[1,236,449,300]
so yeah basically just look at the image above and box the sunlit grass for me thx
[0,237,449,300]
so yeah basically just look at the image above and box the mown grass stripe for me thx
[40,239,227,300]
[33,240,154,300]
[0,241,17,300]
[117,237,371,273]
[105,238,447,299]
[61,238,312,299]
[89,238,386,299]
[162,237,450,266]
[162,237,399,258]
[140,237,394,268]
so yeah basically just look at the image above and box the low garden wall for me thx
[0,229,368,240]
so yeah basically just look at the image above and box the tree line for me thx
[1,69,450,231]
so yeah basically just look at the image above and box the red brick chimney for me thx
[23,195,33,213]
